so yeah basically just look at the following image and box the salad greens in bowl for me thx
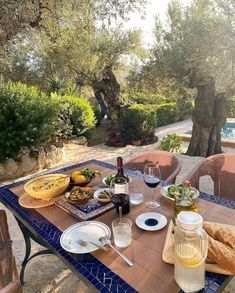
[102,174,132,186]
[161,184,199,201]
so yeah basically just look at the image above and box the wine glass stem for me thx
[151,188,154,202]
[119,206,122,220]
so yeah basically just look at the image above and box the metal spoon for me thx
[99,236,134,267]
[76,239,108,251]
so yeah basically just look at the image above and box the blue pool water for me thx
[185,123,235,139]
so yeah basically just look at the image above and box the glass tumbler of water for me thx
[112,218,132,248]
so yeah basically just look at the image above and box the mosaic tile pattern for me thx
[179,272,228,293]
[0,187,137,293]
[55,197,114,220]
[0,159,233,293]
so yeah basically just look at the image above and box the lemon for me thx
[72,175,87,185]
[176,244,203,268]
[71,170,81,180]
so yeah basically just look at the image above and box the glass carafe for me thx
[174,212,208,293]
[174,181,198,215]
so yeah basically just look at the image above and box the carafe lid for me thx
[177,211,203,230]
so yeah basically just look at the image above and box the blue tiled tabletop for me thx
[0,159,233,293]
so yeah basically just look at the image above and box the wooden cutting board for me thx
[162,220,235,275]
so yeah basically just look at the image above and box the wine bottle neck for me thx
[116,157,124,174]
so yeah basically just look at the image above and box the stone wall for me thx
[0,145,64,181]
[0,136,88,182]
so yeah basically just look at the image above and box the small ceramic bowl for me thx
[65,187,93,204]
[93,188,111,203]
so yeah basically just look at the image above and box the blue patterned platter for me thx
[55,195,115,220]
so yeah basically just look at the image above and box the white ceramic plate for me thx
[102,175,132,186]
[135,212,167,231]
[160,185,199,201]
[60,221,111,253]
[93,188,111,203]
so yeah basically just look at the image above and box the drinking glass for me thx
[144,163,161,208]
[112,218,132,248]
[110,178,130,215]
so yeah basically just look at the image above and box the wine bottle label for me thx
[115,183,129,194]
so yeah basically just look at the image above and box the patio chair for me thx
[0,210,22,293]
[185,153,235,200]
[123,151,181,183]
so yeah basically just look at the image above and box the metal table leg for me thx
[15,217,55,285]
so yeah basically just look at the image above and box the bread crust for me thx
[203,222,235,249]
[207,236,235,274]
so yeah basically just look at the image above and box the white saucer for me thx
[60,221,111,253]
[93,188,111,203]
[135,212,167,231]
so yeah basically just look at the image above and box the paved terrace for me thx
[0,120,234,292]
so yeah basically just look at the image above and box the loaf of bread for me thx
[207,235,235,274]
[203,222,235,249]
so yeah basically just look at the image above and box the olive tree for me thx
[1,0,146,120]
[146,0,235,156]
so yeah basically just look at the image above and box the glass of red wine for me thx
[144,163,161,208]
[110,177,130,216]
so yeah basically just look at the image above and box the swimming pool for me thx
[185,122,235,139]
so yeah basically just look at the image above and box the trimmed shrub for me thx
[125,91,193,123]
[153,103,178,126]
[0,79,59,162]
[226,96,235,117]
[158,134,182,153]
[52,94,96,137]
[119,104,157,142]
[128,92,168,105]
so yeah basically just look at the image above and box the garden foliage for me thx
[0,79,59,162]
[226,97,235,118]
[119,104,157,142]
[158,134,182,153]
[0,78,96,162]
[52,94,96,138]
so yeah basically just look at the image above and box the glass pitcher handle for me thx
[196,228,208,258]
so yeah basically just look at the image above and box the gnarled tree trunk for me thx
[91,66,122,121]
[186,76,227,157]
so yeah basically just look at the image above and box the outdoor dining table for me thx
[0,159,234,293]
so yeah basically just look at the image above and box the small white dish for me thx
[102,175,115,186]
[102,175,132,186]
[135,212,167,231]
[160,185,199,201]
[93,188,111,203]
[60,221,111,253]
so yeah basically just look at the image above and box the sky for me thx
[127,0,192,47]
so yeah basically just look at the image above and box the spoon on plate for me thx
[99,236,134,267]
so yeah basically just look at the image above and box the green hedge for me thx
[226,97,235,117]
[0,79,59,162]
[125,91,193,125]
[127,92,168,105]
[119,104,157,141]
[153,103,178,126]
[0,79,96,162]
[52,94,96,137]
